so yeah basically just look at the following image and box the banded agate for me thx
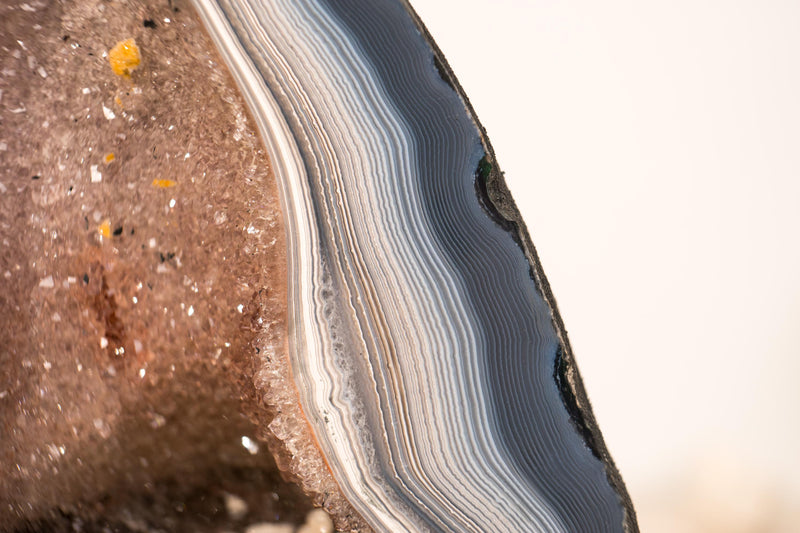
[192,0,636,531]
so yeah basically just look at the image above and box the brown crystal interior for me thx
[0,1,365,531]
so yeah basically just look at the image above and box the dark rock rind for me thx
[553,344,601,460]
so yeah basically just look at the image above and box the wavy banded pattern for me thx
[192,0,632,531]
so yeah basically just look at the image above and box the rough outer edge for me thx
[400,2,640,531]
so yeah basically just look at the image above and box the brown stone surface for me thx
[0,1,362,531]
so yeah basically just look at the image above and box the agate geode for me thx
[0,0,635,531]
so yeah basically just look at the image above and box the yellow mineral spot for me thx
[98,219,111,239]
[109,38,141,78]
[152,179,177,188]
[114,95,123,108]
[104,153,115,164]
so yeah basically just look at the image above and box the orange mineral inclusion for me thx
[109,38,141,78]
[98,219,111,239]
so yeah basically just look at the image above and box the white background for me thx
[411,1,800,531]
